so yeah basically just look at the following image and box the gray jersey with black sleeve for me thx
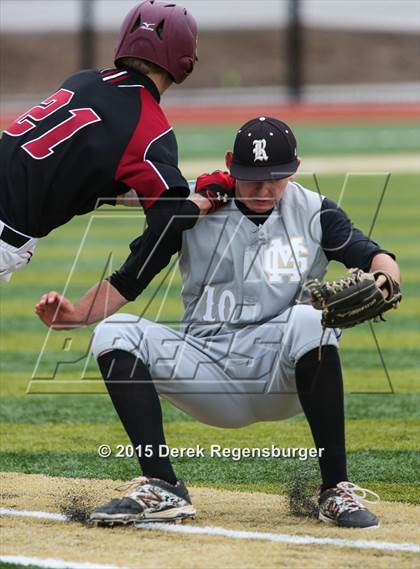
[178,181,392,337]
[108,181,393,310]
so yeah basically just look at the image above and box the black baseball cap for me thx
[229,116,298,181]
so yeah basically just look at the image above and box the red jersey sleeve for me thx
[115,88,188,209]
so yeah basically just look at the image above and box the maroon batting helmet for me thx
[114,1,198,84]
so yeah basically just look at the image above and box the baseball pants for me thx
[0,220,37,282]
[91,305,340,428]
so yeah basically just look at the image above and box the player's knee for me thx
[291,304,324,335]
[91,313,140,361]
[286,305,339,363]
[286,304,325,349]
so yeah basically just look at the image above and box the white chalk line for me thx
[1,507,419,554]
[0,508,66,521]
[135,522,420,553]
[0,555,128,569]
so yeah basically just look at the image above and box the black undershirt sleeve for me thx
[109,196,200,301]
[144,186,193,236]
[320,198,396,271]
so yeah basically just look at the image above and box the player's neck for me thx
[235,199,273,226]
[147,72,174,95]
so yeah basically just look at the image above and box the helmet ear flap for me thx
[179,56,194,75]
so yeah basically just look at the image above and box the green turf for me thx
[1,419,419,453]
[0,564,45,569]
[1,393,418,424]
[176,123,420,159]
[0,367,417,398]
[1,125,419,506]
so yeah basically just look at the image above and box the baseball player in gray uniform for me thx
[37,117,400,529]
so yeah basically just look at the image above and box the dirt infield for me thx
[1,472,419,569]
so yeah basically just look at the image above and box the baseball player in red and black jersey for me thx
[0,1,233,282]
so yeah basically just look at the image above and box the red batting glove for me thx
[195,170,236,212]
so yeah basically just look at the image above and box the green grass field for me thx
[175,122,420,158]
[0,122,419,506]
[0,565,41,569]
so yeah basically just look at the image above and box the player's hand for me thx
[35,291,79,329]
[374,274,390,299]
[195,170,235,212]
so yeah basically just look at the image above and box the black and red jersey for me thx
[0,67,189,237]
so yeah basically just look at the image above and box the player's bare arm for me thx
[35,281,126,329]
[35,171,235,329]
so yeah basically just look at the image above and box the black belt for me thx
[0,225,31,248]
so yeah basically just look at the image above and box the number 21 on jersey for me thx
[4,88,101,160]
